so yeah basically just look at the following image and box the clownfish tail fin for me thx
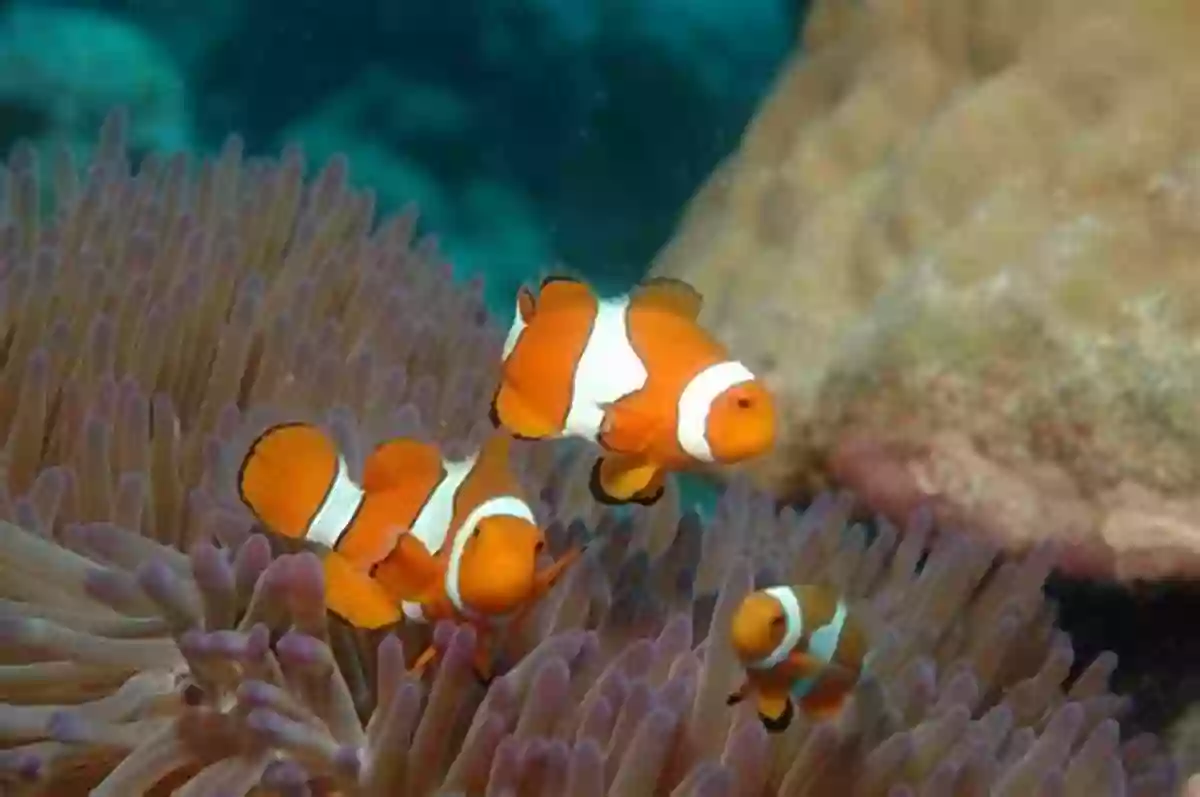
[489,383,558,441]
[510,269,587,331]
[632,276,704,320]
[514,272,581,324]
[530,274,592,312]
[539,273,581,289]
[237,422,343,540]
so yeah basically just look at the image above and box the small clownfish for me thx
[726,585,869,733]
[491,275,777,506]
[236,423,582,682]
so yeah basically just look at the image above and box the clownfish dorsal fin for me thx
[361,437,442,493]
[382,534,446,602]
[632,276,704,321]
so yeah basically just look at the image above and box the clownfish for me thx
[491,275,776,506]
[726,585,869,732]
[236,423,581,681]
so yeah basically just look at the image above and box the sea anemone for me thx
[0,111,1182,795]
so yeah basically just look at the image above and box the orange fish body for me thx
[492,276,777,506]
[726,585,869,733]
[237,424,580,679]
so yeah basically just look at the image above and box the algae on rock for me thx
[651,0,1200,583]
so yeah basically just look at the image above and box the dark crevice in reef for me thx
[1046,574,1200,739]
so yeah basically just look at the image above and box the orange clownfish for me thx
[236,423,581,681]
[491,276,777,506]
[726,585,869,732]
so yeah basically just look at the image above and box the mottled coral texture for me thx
[0,112,1181,795]
[651,0,1200,582]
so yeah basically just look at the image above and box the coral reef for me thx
[0,111,1183,794]
[0,5,192,158]
[650,0,1200,582]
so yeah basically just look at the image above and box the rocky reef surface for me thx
[652,0,1200,585]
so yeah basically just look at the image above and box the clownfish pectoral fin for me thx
[789,651,859,690]
[503,546,586,645]
[381,534,445,603]
[410,644,440,678]
[532,545,585,599]
[632,276,704,320]
[798,678,853,723]
[756,693,795,734]
[470,633,495,686]
[786,649,826,679]
[598,388,663,454]
[490,383,559,440]
[588,454,661,506]
[361,438,440,492]
[321,553,402,630]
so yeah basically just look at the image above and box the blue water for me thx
[1,0,798,314]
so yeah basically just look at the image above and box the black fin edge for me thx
[235,421,311,513]
[487,393,503,428]
[539,274,578,289]
[587,458,664,507]
[487,390,540,441]
[760,700,794,734]
[628,484,665,507]
[588,458,627,507]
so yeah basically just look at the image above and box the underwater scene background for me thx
[0,0,1199,794]
[0,0,795,309]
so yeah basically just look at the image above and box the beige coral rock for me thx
[651,0,1200,582]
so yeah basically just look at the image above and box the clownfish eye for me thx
[769,615,786,630]
[736,396,753,409]
[471,527,481,538]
